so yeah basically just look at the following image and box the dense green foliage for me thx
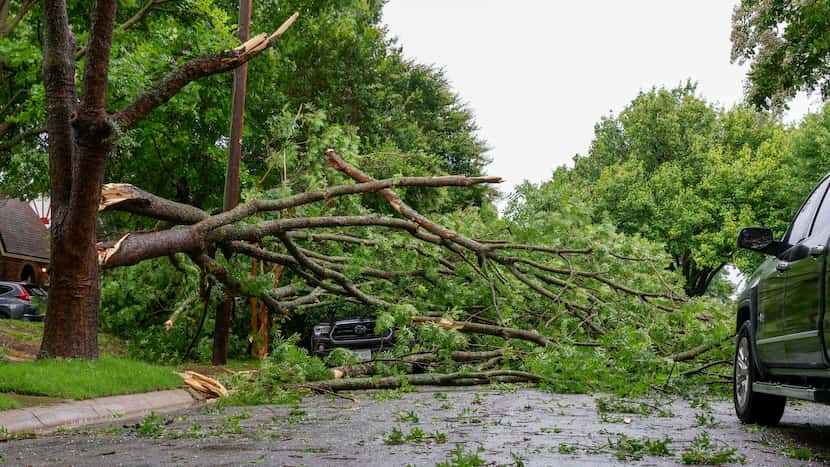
[101,257,235,363]
[1,0,489,213]
[732,0,830,109]
[541,84,807,295]
[0,356,181,399]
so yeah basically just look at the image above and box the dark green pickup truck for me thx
[735,174,830,425]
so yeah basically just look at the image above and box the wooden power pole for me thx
[214,0,252,365]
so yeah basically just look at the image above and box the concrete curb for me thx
[0,389,201,434]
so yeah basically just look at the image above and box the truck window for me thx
[787,177,830,244]
[810,179,830,243]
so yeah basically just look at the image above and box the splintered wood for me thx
[180,370,228,398]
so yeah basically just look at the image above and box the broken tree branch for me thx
[326,149,486,252]
[99,183,208,224]
[303,370,542,392]
[331,350,505,378]
[412,316,551,347]
[113,12,298,128]
[668,335,731,362]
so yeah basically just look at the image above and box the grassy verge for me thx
[0,394,19,410]
[0,355,181,400]
[0,320,125,360]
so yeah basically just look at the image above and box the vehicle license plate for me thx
[354,349,372,361]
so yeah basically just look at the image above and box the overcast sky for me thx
[381,1,819,196]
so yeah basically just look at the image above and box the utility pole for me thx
[214,0,252,365]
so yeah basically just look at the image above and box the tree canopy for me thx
[1,0,490,213]
[731,0,830,109]
[545,85,800,295]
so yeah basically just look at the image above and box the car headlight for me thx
[313,325,331,336]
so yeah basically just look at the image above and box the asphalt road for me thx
[2,387,830,466]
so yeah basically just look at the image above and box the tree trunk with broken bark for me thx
[38,1,298,359]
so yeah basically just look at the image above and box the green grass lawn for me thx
[0,355,181,400]
[0,394,19,410]
[0,321,126,359]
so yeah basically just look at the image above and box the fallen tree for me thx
[97,147,732,394]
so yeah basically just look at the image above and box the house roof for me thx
[0,199,49,262]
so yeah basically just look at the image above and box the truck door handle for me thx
[776,261,791,272]
[810,245,826,257]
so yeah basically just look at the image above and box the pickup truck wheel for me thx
[734,321,785,425]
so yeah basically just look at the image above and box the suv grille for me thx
[331,322,386,341]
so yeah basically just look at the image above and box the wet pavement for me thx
[2,386,830,466]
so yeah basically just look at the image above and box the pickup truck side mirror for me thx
[737,227,788,256]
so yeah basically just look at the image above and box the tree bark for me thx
[214,0,252,365]
[40,0,119,359]
[331,350,505,378]
[302,370,541,392]
[411,316,552,347]
[668,335,730,362]
[38,2,297,359]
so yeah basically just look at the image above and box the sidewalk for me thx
[0,389,201,434]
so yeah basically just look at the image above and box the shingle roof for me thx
[0,199,49,261]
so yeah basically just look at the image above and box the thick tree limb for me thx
[79,0,118,117]
[42,0,77,210]
[412,316,551,347]
[303,370,541,392]
[100,172,500,228]
[98,214,436,268]
[96,151,682,350]
[330,350,506,378]
[99,183,208,223]
[113,13,298,128]
[327,149,486,252]
[668,336,730,362]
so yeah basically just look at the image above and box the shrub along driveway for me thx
[2,387,829,465]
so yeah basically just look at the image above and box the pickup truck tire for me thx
[733,321,785,425]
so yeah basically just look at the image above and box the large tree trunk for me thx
[36,3,296,359]
[39,0,118,359]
